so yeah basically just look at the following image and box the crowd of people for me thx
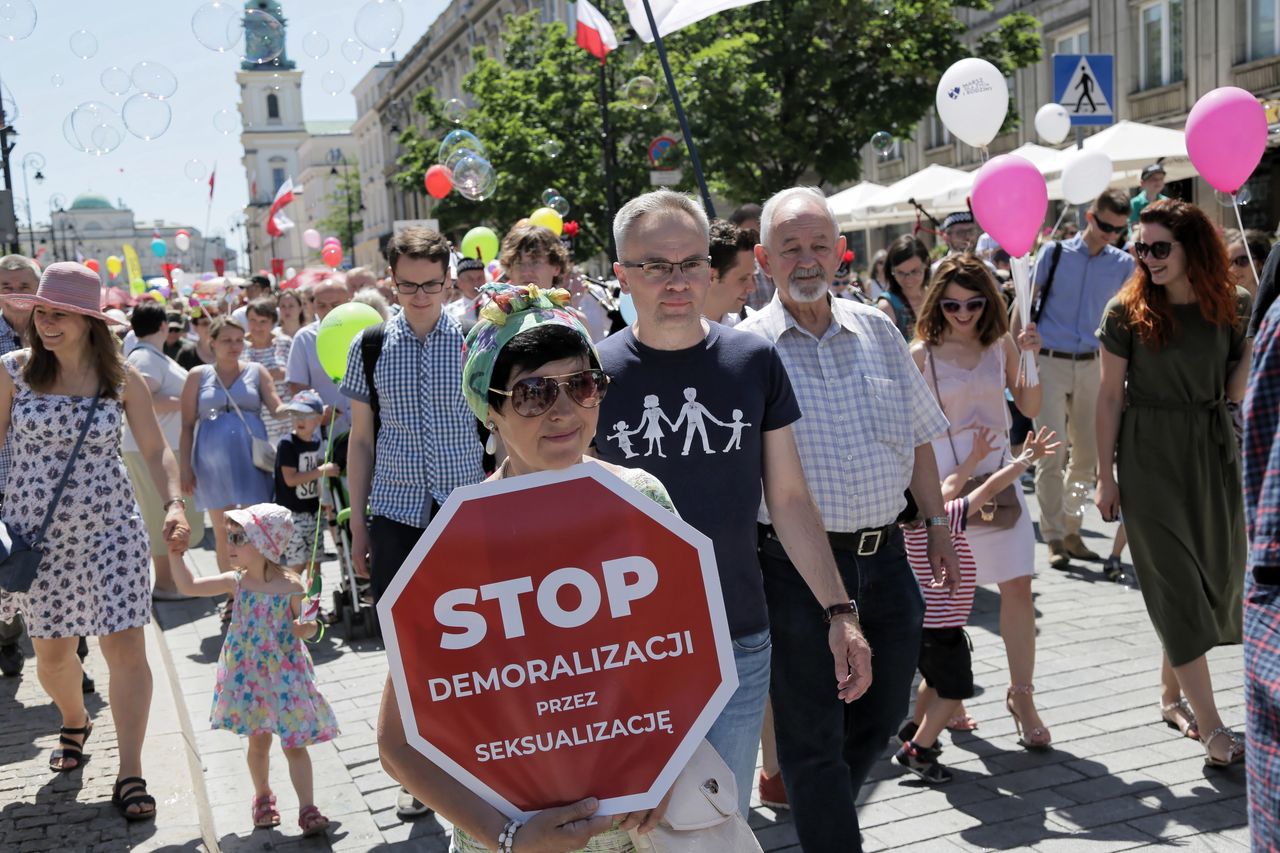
[1,161,1278,850]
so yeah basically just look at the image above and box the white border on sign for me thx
[376,462,739,820]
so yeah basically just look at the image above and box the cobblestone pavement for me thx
[0,498,1249,851]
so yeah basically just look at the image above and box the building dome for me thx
[69,192,114,210]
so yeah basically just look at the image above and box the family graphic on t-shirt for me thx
[606,388,751,459]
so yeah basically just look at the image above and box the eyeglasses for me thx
[1134,240,1177,260]
[394,277,448,295]
[227,531,250,546]
[1092,216,1129,236]
[490,369,610,417]
[940,296,988,314]
[893,265,926,280]
[620,256,712,284]
[1230,255,1253,268]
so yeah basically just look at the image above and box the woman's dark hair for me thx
[130,302,167,337]
[708,219,757,277]
[916,254,1009,347]
[487,324,598,414]
[24,314,126,399]
[883,235,931,318]
[247,296,278,320]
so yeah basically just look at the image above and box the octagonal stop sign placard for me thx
[378,463,737,819]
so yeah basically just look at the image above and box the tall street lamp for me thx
[328,149,358,263]
[20,152,44,258]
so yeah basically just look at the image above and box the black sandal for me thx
[49,719,93,772]
[112,776,157,821]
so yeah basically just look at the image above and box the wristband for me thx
[925,515,948,528]
[164,498,186,510]
[823,600,859,623]
[498,818,523,853]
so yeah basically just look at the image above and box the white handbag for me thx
[627,741,763,853]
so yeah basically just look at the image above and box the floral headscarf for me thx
[461,283,600,424]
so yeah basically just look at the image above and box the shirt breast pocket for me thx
[862,374,909,447]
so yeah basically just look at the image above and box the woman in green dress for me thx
[1095,199,1252,768]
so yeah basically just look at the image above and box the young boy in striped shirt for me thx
[896,426,1059,784]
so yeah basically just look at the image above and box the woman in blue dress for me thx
[179,317,284,571]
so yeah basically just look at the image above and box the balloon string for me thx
[302,406,339,616]
[1232,194,1261,291]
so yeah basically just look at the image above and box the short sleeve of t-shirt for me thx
[285,328,312,387]
[1096,296,1132,360]
[762,345,802,431]
[273,434,322,512]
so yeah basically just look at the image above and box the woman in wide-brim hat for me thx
[0,261,192,820]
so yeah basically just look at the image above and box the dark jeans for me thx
[369,514,432,602]
[760,526,924,853]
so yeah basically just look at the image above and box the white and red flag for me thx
[265,178,295,237]
[575,0,618,62]
[623,0,767,41]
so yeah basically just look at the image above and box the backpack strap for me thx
[1030,242,1065,326]
[360,323,386,442]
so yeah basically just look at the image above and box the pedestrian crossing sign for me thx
[1054,54,1114,126]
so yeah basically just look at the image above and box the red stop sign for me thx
[379,464,737,819]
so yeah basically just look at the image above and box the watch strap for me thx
[823,600,859,623]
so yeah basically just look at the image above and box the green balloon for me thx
[317,303,383,382]
[460,226,500,263]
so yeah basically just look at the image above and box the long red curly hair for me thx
[1118,199,1237,349]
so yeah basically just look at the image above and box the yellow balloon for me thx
[106,255,122,277]
[528,207,563,236]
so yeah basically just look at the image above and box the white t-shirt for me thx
[123,341,188,452]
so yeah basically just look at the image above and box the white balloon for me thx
[175,232,192,252]
[935,58,1008,148]
[1060,149,1113,205]
[1034,103,1071,146]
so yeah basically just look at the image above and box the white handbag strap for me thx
[211,365,254,434]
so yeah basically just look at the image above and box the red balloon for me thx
[424,164,452,199]
[321,245,343,269]
[85,258,101,273]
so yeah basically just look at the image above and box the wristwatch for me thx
[164,498,187,510]
[925,515,948,528]
[823,600,859,623]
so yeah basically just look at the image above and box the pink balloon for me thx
[1185,87,1267,194]
[303,228,322,250]
[970,155,1047,258]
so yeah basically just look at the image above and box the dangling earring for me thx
[485,422,497,456]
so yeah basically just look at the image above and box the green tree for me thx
[317,159,363,257]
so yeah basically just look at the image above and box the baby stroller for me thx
[323,431,378,641]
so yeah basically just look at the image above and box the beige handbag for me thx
[627,741,763,853]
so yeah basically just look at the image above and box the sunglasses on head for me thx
[490,369,610,417]
[1092,217,1128,235]
[1134,240,1177,260]
[940,296,987,314]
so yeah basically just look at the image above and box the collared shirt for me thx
[340,311,483,527]
[286,321,350,435]
[0,313,20,495]
[1243,298,1280,570]
[1129,190,1168,224]
[1033,235,1135,353]
[739,294,949,531]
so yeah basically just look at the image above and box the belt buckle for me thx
[857,529,882,556]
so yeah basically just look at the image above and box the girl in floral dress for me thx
[169,503,338,837]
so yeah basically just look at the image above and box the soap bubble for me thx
[548,195,570,217]
[237,8,285,65]
[443,98,467,125]
[341,38,364,64]
[624,76,658,109]
[191,1,240,52]
[451,154,496,201]
[1215,188,1252,207]
[70,28,98,60]
[302,30,329,59]
[50,73,64,88]
[131,61,178,99]
[438,128,486,165]
[0,0,37,42]
[354,0,403,54]
[1067,481,1093,518]
[184,159,208,182]
[63,101,126,155]
[213,108,239,135]
[100,66,131,96]
[540,188,560,206]
[321,70,345,96]
[871,131,894,152]
[121,93,172,141]
[540,139,562,158]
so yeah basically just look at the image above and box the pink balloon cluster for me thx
[322,237,343,269]
[1185,87,1267,194]
[970,155,1048,258]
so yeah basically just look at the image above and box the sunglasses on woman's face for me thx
[1134,240,1177,260]
[1230,255,1253,268]
[490,369,610,418]
[227,530,250,546]
[940,296,987,314]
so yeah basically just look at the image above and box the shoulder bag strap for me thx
[34,393,102,544]
[1031,242,1065,325]
[360,322,386,439]
[926,347,963,468]
[213,366,255,436]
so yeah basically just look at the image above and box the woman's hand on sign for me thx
[613,785,673,834]
[514,797,613,852]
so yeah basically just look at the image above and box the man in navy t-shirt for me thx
[594,189,871,816]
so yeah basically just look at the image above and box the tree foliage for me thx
[317,160,363,255]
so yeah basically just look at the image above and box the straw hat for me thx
[6,261,127,327]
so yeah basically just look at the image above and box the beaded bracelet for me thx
[498,818,524,853]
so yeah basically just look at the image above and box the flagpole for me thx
[636,0,715,217]
[200,164,215,272]
[599,59,619,261]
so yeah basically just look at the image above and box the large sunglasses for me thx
[1134,240,1177,260]
[490,369,610,417]
[1092,217,1128,235]
[940,296,987,314]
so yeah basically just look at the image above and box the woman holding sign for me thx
[377,284,686,852]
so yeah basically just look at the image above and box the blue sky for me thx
[2,0,445,257]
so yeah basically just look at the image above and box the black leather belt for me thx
[759,523,895,557]
[1039,347,1098,361]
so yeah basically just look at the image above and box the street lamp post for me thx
[328,149,357,264]
[20,152,44,258]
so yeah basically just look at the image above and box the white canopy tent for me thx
[835,164,972,229]
[827,181,885,226]
[1041,120,1195,197]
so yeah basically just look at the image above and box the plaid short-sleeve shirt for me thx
[738,294,949,531]
[340,312,484,527]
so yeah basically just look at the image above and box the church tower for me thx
[238,0,306,272]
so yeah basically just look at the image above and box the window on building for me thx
[267,93,280,120]
[882,138,903,162]
[1139,0,1184,90]
[1249,0,1280,61]
[1054,26,1090,55]
[927,110,950,149]
[271,165,286,195]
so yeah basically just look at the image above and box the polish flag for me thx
[265,178,295,237]
[208,166,217,202]
[624,0,768,42]
[575,0,617,62]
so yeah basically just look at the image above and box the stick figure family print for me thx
[607,388,751,458]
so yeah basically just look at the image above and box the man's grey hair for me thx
[759,187,839,248]
[0,255,40,280]
[613,190,709,259]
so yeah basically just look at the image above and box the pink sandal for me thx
[299,804,330,837]
[251,792,280,829]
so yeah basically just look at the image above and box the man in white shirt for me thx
[443,257,486,334]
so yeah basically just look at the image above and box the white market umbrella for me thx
[1042,120,1195,198]
[827,181,886,227]
[842,164,973,228]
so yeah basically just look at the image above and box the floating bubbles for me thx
[302,29,329,59]
[437,128,486,165]
[191,1,241,52]
[132,61,178,99]
[548,195,571,217]
[540,138,563,158]
[321,70,345,96]
[442,98,467,125]
[184,159,208,182]
[70,28,98,60]
[451,154,496,201]
[0,0,37,42]
[624,75,658,110]
[540,187,561,206]
[341,37,364,64]
[238,8,285,65]
[354,0,403,54]
[213,107,239,135]
[100,66,131,96]
[1214,188,1253,207]
[121,93,172,141]
[1067,481,1093,519]
[870,131,894,154]
[50,73,64,88]
[63,101,126,155]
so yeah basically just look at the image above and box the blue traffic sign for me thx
[1054,54,1114,126]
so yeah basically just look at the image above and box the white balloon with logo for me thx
[935,58,1008,148]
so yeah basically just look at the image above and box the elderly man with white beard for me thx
[739,187,959,853]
